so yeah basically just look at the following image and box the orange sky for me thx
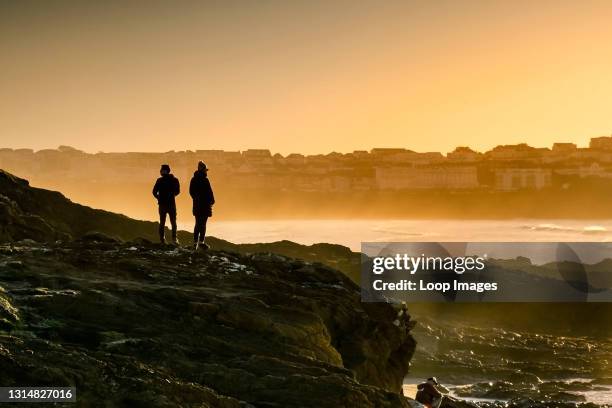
[2,0,612,155]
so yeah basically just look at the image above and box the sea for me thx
[179,219,612,251]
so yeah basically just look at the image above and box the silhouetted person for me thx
[152,164,180,244]
[189,161,214,249]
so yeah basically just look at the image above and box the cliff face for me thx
[0,170,416,407]
[0,240,415,407]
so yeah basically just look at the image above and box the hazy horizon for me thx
[4,1,612,155]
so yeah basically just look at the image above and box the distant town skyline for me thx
[5,134,612,221]
[3,1,612,155]
[2,136,610,156]
[2,133,606,156]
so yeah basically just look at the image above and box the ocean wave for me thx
[520,223,609,235]
[583,225,608,234]
[520,223,576,232]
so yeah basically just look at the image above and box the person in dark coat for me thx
[189,161,215,249]
[152,164,180,244]
[415,377,443,408]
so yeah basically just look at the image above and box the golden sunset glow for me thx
[3,1,612,154]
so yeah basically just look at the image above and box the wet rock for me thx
[547,391,587,402]
[440,396,480,408]
[539,381,599,393]
[591,377,612,385]
[410,316,611,388]
[505,398,598,408]
[506,371,542,385]
[408,316,612,407]
[454,381,518,399]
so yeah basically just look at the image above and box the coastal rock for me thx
[0,169,363,282]
[0,241,416,407]
[0,287,19,330]
[408,318,611,407]
[504,399,599,408]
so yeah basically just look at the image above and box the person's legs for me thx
[193,216,202,243]
[169,207,177,243]
[200,216,208,242]
[158,206,167,243]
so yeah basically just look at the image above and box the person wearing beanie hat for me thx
[152,164,180,244]
[189,161,215,250]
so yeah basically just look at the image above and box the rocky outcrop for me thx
[0,170,163,243]
[0,169,362,282]
[0,240,416,407]
[407,317,611,408]
[0,169,417,406]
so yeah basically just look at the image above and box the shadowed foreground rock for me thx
[0,240,416,407]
